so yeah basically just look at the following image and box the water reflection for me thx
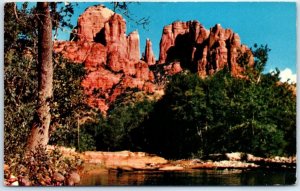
[79,168,296,186]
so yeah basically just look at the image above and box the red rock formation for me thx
[158,22,254,77]
[54,5,254,113]
[54,5,157,113]
[163,62,183,76]
[127,31,140,62]
[196,25,210,44]
[76,5,114,42]
[144,38,155,65]
[158,25,174,64]
[197,46,208,78]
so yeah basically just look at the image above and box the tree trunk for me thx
[27,2,53,152]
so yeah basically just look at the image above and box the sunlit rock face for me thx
[54,5,157,113]
[76,5,114,42]
[54,5,254,113]
[144,38,155,66]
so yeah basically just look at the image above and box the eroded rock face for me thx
[163,62,183,76]
[76,5,114,42]
[144,39,155,65]
[158,25,174,64]
[54,5,155,113]
[54,5,254,113]
[158,21,254,77]
[127,31,140,62]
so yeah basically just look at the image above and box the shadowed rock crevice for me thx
[94,28,106,46]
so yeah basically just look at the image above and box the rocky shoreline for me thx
[4,147,296,186]
[80,150,296,172]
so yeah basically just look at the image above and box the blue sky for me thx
[23,2,296,80]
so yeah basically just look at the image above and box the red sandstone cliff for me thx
[54,5,254,113]
[54,5,157,113]
[158,21,254,78]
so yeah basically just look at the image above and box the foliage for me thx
[4,2,76,54]
[142,73,211,158]
[4,3,38,159]
[111,2,150,29]
[49,54,95,151]
[4,51,38,161]
[5,145,83,186]
[142,67,295,159]
[92,94,155,151]
[252,43,271,73]
[4,50,95,157]
[4,2,93,158]
[4,3,38,54]
[49,2,77,38]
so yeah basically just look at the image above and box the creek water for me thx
[79,168,296,186]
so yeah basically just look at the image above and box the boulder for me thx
[7,175,17,183]
[53,172,65,182]
[11,181,19,186]
[225,152,242,161]
[67,172,81,186]
[163,62,183,75]
[159,166,184,171]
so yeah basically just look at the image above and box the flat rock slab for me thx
[159,166,184,171]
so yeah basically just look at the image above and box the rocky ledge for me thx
[80,151,296,172]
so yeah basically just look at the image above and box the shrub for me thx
[5,145,83,186]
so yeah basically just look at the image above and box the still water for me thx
[80,168,296,186]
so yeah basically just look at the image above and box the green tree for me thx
[48,55,97,151]
[143,65,295,158]
[95,94,155,151]
[252,43,271,73]
[142,72,209,158]
[4,2,39,161]
[252,44,271,83]
[4,44,38,162]
[4,2,83,157]
[3,2,77,152]
[4,3,84,184]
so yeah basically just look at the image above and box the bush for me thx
[49,55,92,150]
[5,145,83,186]
[4,53,37,161]
[86,92,156,152]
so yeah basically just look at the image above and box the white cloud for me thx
[278,68,297,84]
